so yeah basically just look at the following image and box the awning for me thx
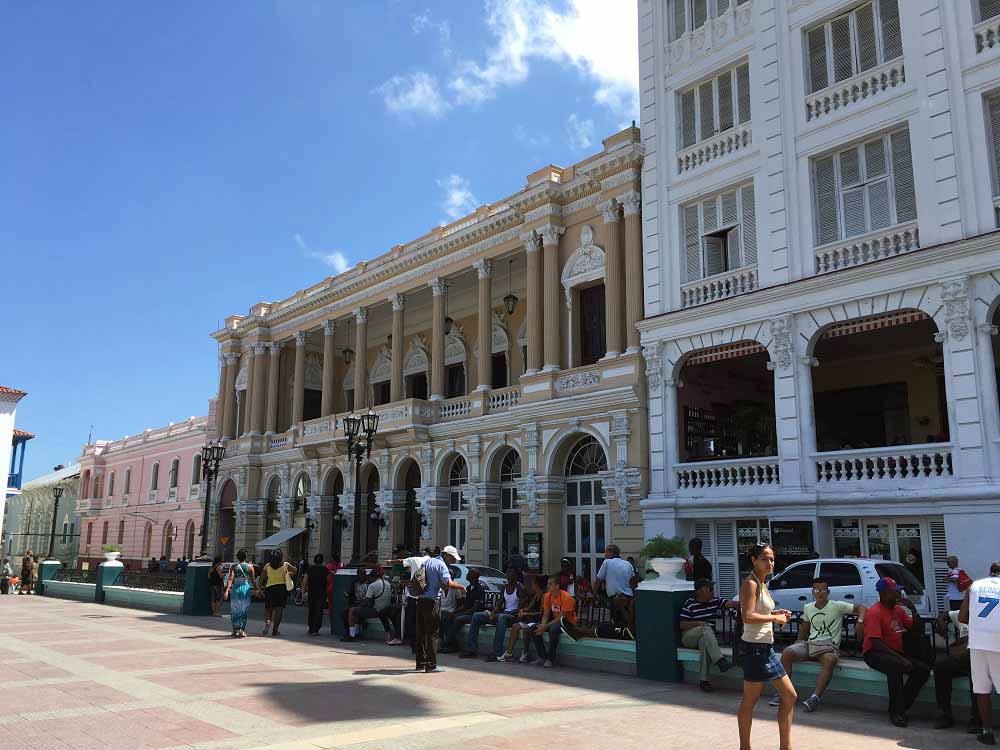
[254,527,307,549]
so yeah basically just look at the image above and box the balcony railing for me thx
[976,14,1000,54]
[439,396,472,421]
[269,434,291,449]
[168,487,177,501]
[667,0,754,72]
[8,472,21,490]
[487,385,521,412]
[148,490,157,503]
[676,457,780,490]
[813,223,919,275]
[681,266,758,308]
[677,124,752,175]
[814,444,953,484]
[805,58,906,122]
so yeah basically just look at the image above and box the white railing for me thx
[302,418,335,437]
[188,485,200,500]
[676,457,780,489]
[976,15,1000,53]
[667,0,754,72]
[148,490,157,503]
[814,223,919,275]
[168,487,177,501]
[122,494,129,506]
[677,124,752,174]
[269,434,290,449]
[487,386,521,412]
[439,397,472,420]
[814,444,953,484]
[681,266,758,308]
[805,59,906,122]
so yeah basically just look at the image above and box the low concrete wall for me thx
[103,586,184,614]
[43,580,97,602]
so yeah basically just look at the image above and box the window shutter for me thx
[839,147,861,187]
[702,198,718,233]
[726,226,742,271]
[680,90,697,148]
[717,71,734,132]
[814,155,840,244]
[721,190,738,227]
[982,0,1000,22]
[693,0,708,29]
[736,63,751,123]
[831,16,854,83]
[879,0,903,61]
[807,26,829,93]
[694,522,713,557]
[704,236,725,276]
[842,187,867,238]
[716,0,731,15]
[890,128,917,223]
[988,95,1000,196]
[855,3,878,72]
[685,205,702,281]
[929,520,950,614]
[699,82,715,141]
[672,0,687,41]
[868,180,892,230]
[740,184,757,265]
[864,138,887,179]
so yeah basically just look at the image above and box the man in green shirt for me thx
[769,577,867,712]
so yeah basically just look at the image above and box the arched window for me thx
[150,462,160,492]
[117,519,125,545]
[142,522,153,558]
[108,472,115,497]
[81,471,91,500]
[265,476,281,537]
[448,456,468,554]
[184,520,195,559]
[293,474,311,514]
[93,475,103,499]
[101,521,109,545]
[123,467,132,495]
[497,449,521,570]
[169,459,179,489]
[191,454,202,485]
[564,436,609,581]
[86,522,93,545]
[163,521,174,559]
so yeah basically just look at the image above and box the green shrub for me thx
[101,544,121,553]
[640,535,687,559]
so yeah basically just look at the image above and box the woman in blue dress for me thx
[224,548,256,637]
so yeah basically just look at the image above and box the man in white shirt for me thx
[595,545,637,634]
[947,556,970,611]
[932,606,979,731]
[960,561,1000,746]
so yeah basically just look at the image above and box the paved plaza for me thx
[0,596,975,750]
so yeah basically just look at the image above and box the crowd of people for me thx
[0,550,36,594]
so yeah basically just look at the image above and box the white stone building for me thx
[637,0,1000,608]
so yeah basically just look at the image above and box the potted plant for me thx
[640,535,688,580]
[101,544,122,562]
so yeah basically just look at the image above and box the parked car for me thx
[768,558,932,617]
[448,563,507,592]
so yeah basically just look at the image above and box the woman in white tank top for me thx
[737,543,796,750]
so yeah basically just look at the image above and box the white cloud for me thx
[513,123,551,149]
[565,113,595,150]
[412,9,452,55]
[374,71,449,118]
[436,174,478,223]
[295,233,351,274]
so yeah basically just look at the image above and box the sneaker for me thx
[518,653,529,664]
[979,730,997,746]
[715,657,731,673]
[969,719,983,735]
[543,660,554,668]
[496,652,514,662]
[262,622,271,636]
[890,714,908,728]
[425,666,445,674]
[801,695,821,713]
[768,693,781,707]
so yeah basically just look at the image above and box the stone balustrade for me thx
[813,223,919,275]
[487,385,521,412]
[439,397,472,421]
[814,443,953,484]
[805,59,906,122]
[680,266,758,308]
[676,457,780,489]
[676,124,752,175]
[976,14,1000,54]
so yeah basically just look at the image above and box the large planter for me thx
[103,551,121,562]
[648,557,686,580]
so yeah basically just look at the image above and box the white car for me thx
[768,558,933,617]
[448,563,508,593]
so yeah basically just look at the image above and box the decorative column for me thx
[251,343,268,435]
[796,354,819,487]
[265,343,281,435]
[523,231,543,376]
[600,198,624,358]
[222,353,240,439]
[430,278,446,400]
[622,191,643,353]
[354,308,368,411]
[291,331,306,429]
[242,345,256,436]
[390,294,405,402]
[216,352,227,434]
[474,259,493,391]
[321,321,336,417]
[540,225,564,372]
[975,321,1000,478]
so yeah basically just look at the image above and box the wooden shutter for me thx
[864,138,887,178]
[988,95,1000,196]
[685,205,702,281]
[705,236,725,276]
[740,184,757,265]
[865,139,891,229]
[721,190,738,227]
[890,128,917,223]
[982,0,1000,22]
[715,522,737,600]
[699,82,715,141]
[879,0,903,61]
[680,89,697,148]
[839,147,861,187]
[929,519,949,614]
[831,15,854,83]
[703,197,718,232]
[814,155,840,244]
[672,0,687,41]
[693,0,708,29]
[717,70,734,132]
[726,227,742,272]
[807,26,829,93]
[716,0,731,13]
[694,522,713,558]
[736,63,751,123]
[842,187,867,237]
[855,3,878,72]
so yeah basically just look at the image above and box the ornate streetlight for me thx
[45,485,64,560]
[344,407,379,564]
[199,442,226,558]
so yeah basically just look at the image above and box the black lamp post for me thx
[344,407,379,564]
[199,442,226,558]
[45,485,64,560]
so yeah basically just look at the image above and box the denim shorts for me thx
[741,643,786,682]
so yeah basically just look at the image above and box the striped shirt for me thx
[680,596,725,623]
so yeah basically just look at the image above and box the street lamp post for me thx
[46,485,64,560]
[199,443,226,559]
[344,408,379,564]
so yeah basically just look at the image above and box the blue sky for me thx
[3,1,638,480]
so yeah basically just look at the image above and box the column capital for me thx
[599,198,621,224]
[223,352,241,366]
[389,292,406,311]
[521,230,541,253]
[251,343,268,356]
[430,277,447,297]
[354,307,368,325]
[267,342,283,356]
[474,258,493,279]
[977,323,999,336]
[294,331,307,347]
[619,191,641,216]
[538,225,564,246]
[322,320,336,336]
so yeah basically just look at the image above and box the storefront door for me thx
[832,518,929,585]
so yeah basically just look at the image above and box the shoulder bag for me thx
[284,563,295,592]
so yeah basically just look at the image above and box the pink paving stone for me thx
[20,708,236,750]
[78,649,225,672]
[146,666,330,693]
[49,638,163,655]
[15,681,133,711]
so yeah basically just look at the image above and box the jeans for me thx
[934,650,980,720]
[864,647,931,717]
[681,624,722,681]
[442,612,473,649]
[532,619,563,663]
[415,598,439,670]
[466,611,493,653]
[492,613,516,655]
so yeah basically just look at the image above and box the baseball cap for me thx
[875,576,903,592]
[441,544,461,562]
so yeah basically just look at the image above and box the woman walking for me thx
[19,551,33,595]
[209,557,224,616]
[737,543,795,750]
[223,549,256,637]
[261,550,296,637]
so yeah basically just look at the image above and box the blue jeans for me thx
[532,619,563,663]
[466,611,516,654]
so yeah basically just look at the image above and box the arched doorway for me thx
[400,461,421,555]
[324,469,345,563]
[162,521,174,561]
[264,477,281,540]
[446,455,468,555]
[217,480,236,562]
[564,435,609,581]
[361,465,381,557]
[289,474,311,566]
[184,520,195,560]
[499,448,521,571]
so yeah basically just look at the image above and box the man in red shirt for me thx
[862,577,929,728]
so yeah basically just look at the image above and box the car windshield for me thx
[467,565,506,578]
[875,562,925,595]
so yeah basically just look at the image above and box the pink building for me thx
[76,406,215,570]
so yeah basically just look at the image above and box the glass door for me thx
[864,522,892,560]
[565,479,609,582]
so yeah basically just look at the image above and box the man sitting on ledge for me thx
[679,578,736,692]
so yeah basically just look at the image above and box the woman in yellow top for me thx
[260,549,297,637]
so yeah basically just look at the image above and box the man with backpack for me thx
[403,545,465,673]
[947,556,973,611]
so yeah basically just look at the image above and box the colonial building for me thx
[75,412,213,569]
[637,0,1000,608]
[2,464,80,567]
[1,385,30,543]
[210,128,647,578]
